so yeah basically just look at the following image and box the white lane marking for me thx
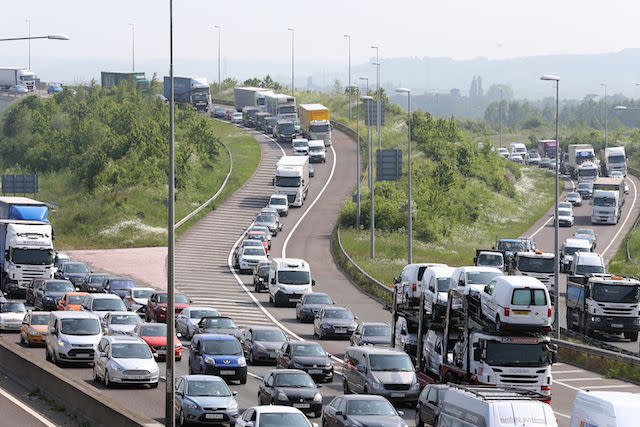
[602,176,638,257]
[0,385,57,427]
[248,372,263,381]
[558,377,603,382]
[554,412,571,419]
[529,176,574,239]
[552,379,582,392]
[580,384,638,390]
[552,370,585,374]
[282,145,338,258]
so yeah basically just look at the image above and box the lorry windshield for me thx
[517,257,554,273]
[310,123,330,133]
[593,197,616,207]
[579,169,598,178]
[279,106,296,114]
[608,155,625,163]
[485,342,550,367]
[275,176,302,187]
[11,249,54,265]
[593,284,640,303]
[277,271,310,285]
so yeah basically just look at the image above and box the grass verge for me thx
[609,220,640,278]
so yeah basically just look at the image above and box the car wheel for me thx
[51,351,59,366]
[495,315,502,332]
[104,370,111,388]
[249,350,254,365]
[342,377,350,394]
[240,374,247,385]
[19,333,25,345]
[45,347,52,362]
[93,365,100,382]
[178,410,186,427]
[416,411,424,427]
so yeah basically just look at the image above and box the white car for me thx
[101,311,142,335]
[292,138,309,156]
[93,335,159,388]
[557,207,575,227]
[238,246,268,274]
[509,153,523,163]
[236,406,314,427]
[451,266,503,297]
[176,306,221,339]
[422,266,457,320]
[231,112,243,124]
[0,301,27,332]
[268,194,289,217]
[497,147,510,158]
[123,287,155,315]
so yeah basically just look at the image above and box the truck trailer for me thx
[163,77,211,112]
[299,104,332,146]
[0,67,37,91]
[234,87,274,112]
[101,72,150,91]
[537,140,557,158]
[603,146,627,176]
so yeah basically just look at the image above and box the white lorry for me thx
[233,87,273,112]
[591,189,620,224]
[511,251,555,294]
[0,197,55,298]
[274,156,309,207]
[0,67,37,91]
[577,161,599,182]
[265,93,297,122]
[603,146,627,177]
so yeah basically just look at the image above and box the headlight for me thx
[175,342,182,348]
[45,296,54,301]
[370,381,385,390]
[185,400,199,410]
[410,381,420,390]
[313,393,322,402]
[160,307,167,312]
[228,400,238,411]
[204,357,216,365]
[57,339,66,347]
[277,391,288,401]
[111,363,123,372]
[238,357,247,367]
[322,324,332,329]
[30,330,41,336]
[325,361,332,368]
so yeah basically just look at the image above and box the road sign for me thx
[2,174,38,195]
[364,101,385,126]
[376,150,402,181]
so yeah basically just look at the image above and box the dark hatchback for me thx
[105,277,136,299]
[258,369,323,417]
[276,341,333,383]
[79,274,109,293]
[296,292,334,322]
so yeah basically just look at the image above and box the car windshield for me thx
[277,271,310,285]
[64,263,89,274]
[485,342,550,367]
[594,197,616,207]
[363,325,391,337]
[60,318,100,335]
[558,209,572,217]
[593,284,640,303]
[111,343,153,359]
[254,329,286,342]
[270,197,287,206]
[293,141,308,148]
[140,324,167,337]
[67,295,85,305]
[576,264,605,275]
[202,339,242,355]
[190,309,219,319]
[304,295,332,305]
[369,354,414,372]
[257,266,270,276]
[576,229,595,237]
[186,380,231,397]
[347,400,396,416]
[477,254,502,267]
[245,248,266,256]
[132,289,154,299]
[46,282,74,292]
[259,413,309,427]
[466,271,501,285]
[310,146,324,152]
[89,275,109,284]
[578,183,592,191]
[567,192,580,199]
[111,314,142,325]
[1,302,25,312]
[517,257,554,273]
[31,314,49,325]
[324,309,353,319]
[244,240,263,246]
[511,289,547,305]
[248,234,267,242]
[92,298,126,311]
[573,234,593,243]
[201,317,237,329]
[274,373,315,388]
[278,123,295,133]
[437,277,452,292]
[110,280,135,290]
[498,241,523,252]
[292,344,325,356]
[256,214,274,223]
[11,249,54,265]
[260,212,278,221]
[275,176,302,187]
[564,246,587,256]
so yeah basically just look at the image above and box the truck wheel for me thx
[566,309,574,331]
[624,331,639,341]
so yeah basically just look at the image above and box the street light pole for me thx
[498,86,503,149]
[344,35,351,120]
[361,95,375,259]
[601,83,608,150]
[360,77,370,190]
[26,18,31,69]
[129,23,135,72]
[540,74,560,340]
[396,88,412,263]
[349,85,361,228]
[288,28,295,97]
[371,46,381,150]
[215,25,221,97]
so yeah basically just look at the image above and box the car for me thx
[276,341,333,383]
[93,335,159,388]
[296,292,334,322]
[25,278,47,306]
[309,164,315,178]
[574,228,597,250]
[231,112,243,124]
[350,322,392,347]
[101,311,142,335]
[176,306,221,339]
[450,266,503,297]
[135,322,182,361]
[525,151,541,165]
[268,194,289,217]
[79,273,110,293]
[610,170,624,179]
[236,406,313,427]
[238,245,269,274]
[20,311,49,347]
[253,261,271,292]
[0,301,26,332]
[105,277,136,299]
[188,334,247,384]
[566,191,583,207]
[274,120,296,143]
[175,375,240,426]
[194,316,242,338]
[559,201,573,211]
[509,153,523,163]
[47,83,63,94]
[240,326,288,364]
[244,231,270,254]
[53,253,71,274]
[292,138,310,156]
[123,287,156,316]
[255,211,281,236]
[212,107,226,118]
[497,147,510,159]
[146,292,190,323]
[57,291,88,311]
[539,157,551,168]
[394,262,449,306]
[258,369,323,417]
[245,225,273,248]
[556,207,575,227]
[235,239,266,267]
[224,109,235,120]
[8,84,28,93]
[313,306,358,340]
[35,279,75,311]
[45,311,102,366]
[322,395,407,427]
[80,293,128,319]
[577,181,594,199]
[55,261,91,287]
[421,266,457,321]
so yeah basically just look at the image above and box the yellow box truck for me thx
[299,104,332,146]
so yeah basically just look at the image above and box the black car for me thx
[296,292,334,322]
[253,262,270,292]
[322,395,406,427]
[79,273,109,293]
[313,306,357,340]
[34,279,74,310]
[105,277,135,299]
[211,107,226,118]
[194,316,242,338]
[273,120,295,143]
[276,341,333,383]
[258,369,323,417]
[415,384,448,427]
[54,261,90,286]
[25,278,47,305]
[240,326,287,364]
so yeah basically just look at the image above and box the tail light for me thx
[541,385,552,402]
[412,283,417,292]
[548,308,552,317]
[504,308,510,317]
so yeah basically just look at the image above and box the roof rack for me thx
[447,383,548,401]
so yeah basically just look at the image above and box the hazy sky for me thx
[2,0,640,86]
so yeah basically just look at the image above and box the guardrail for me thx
[625,169,640,261]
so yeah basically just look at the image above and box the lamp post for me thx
[540,74,560,340]
[360,77,370,190]
[371,46,381,150]
[344,34,351,120]
[361,95,375,259]
[214,25,221,97]
[348,85,361,227]
[396,88,412,264]
[26,18,31,69]
[498,86,503,149]
[601,83,608,150]
[0,34,70,41]
[129,23,135,72]
[288,28,295,97]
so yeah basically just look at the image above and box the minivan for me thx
[422,266,456,320]
[45,311,102,365]
[342,346,420,404]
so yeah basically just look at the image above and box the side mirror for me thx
[75,287,80,291]
[177,332,182,338]
[245,422,254,427]
[312,279,316,287]
[271,278,276,285]
[483,285,490,294]
[398,411,405,417]
[356,365,367,373]
[335,411,344,418]
[551,350,558,364]
[354,316,358,320]
[4,251,8,261]
[176,390,183,397]
[232,391,238,396]
[458,280,465,288]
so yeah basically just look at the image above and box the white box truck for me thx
[274,156,309,208]
[234,87,273,112]
[0,67,37,91]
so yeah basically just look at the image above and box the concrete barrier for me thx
[0,339,160,427]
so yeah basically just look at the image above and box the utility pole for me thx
[601,83,608,150]
[362,95,375,259]
[215,25,221,97]
[26,18,31,69]
[371,46,381,150]
[288,28,295,97]
[498,86,503,148]
[344,34,351,120]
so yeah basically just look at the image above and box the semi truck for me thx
[567,144,596,178]
[511,251,555,294]
[101,72,150,91]
[265,93,297,121]
[566,274,640,341]
[233,87,274,112]
[0,197,55,298]
[603,146,627,176]
[274,156,309,207]
[0,67,37,91]
[537,140,557,158]
[577,161,599,182]
[593,177,624,207]
[163,77,211,112]
[299,104,332,146]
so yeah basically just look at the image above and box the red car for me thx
[145,291,190,323]
[135,323,182,361]
[246,231,269,253]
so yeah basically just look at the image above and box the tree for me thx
[243,77,261,87]
[332,79,342,95]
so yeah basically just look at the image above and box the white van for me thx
[480,276,552,332]
[394,263,447,306]
[451,266,503,296]
[570,390,638,427]
[45,311,102,365]
[307,140,326,163]
[569,251,605,276]
[269,258,315,307]
[422,266,456,320]
[510,142,527,157]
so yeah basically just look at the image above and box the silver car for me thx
[93,335,159,387]
[240,326,288,364]
[176,306,221,339]
[255,210,282,236]
[175,375,239,426]
[101,311,142,335]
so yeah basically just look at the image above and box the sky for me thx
[2,0,640,93]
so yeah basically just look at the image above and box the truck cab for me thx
[473,250,504,271]
[591,189,620,224]
[577,161,599,182]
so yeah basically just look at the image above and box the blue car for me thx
[47,84,63,94]
[105,277,135,299]
[175,375,239,426]
[189,334,247,384]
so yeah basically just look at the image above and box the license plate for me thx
[269,354,276,359]
[156,350,166,355]
[612,324,623,328]
[391,393,405,398]
[205,414,224,419]
[308,369,322,374]
[294,403,310,408]
[128,375,146,379]
[513,310,530,315]
[220,370,235,375]
[334,328,346,334]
